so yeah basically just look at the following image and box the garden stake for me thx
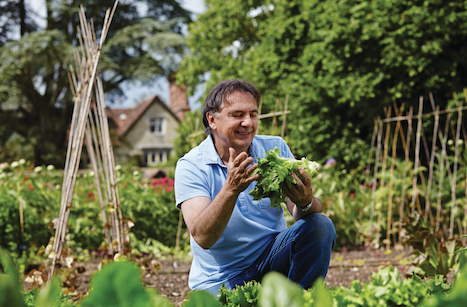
[86,110,112,252]
[281,95,289,138]
[428,93,455,225]
[399,107,413,244]
[381,108,427,214]
[270,99,280,135]
[356,119,378,245]
[377,106,392,247]
[386,101,404,250]
[411,97,424,215]
[378,106,392,248]
[436,113,451,232]
[257,98,291,136]
[370,118,383,244]
[426,106,440,221]
[449,95,463,238]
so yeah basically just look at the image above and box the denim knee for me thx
[300,213,336,248]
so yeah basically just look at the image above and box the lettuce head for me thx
[249,147,320,208]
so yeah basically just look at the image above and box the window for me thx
[143,149,171,166]
[159,151,164,163]
[149,118,164,134]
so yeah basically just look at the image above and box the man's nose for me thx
[241,115,254,127]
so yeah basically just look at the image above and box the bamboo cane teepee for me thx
[49,0,124,279]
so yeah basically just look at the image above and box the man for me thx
[174,79,336,295]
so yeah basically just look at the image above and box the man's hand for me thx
[283,167,314,207]
[225,147,259,194]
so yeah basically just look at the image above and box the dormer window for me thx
[149,117,165,134]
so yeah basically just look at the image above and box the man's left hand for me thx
[283,167,314,207]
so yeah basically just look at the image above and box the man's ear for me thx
[206,112,217,131]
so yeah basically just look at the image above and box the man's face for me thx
[208,91,258,154]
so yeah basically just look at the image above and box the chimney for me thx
[168,73,190,121]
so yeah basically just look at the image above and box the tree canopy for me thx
[177,0,467,168]
[0,0,191,165]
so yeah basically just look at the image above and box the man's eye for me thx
[250,113,257,118]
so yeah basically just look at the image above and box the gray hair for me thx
[202,79,261,134]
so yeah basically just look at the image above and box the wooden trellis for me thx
[367,92,467,249]
[258,94,291,138]
[49,1,123,279]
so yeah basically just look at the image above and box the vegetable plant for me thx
[249,147,320,208]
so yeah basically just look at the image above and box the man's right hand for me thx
[225,147,259,195]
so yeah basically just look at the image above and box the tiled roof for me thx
[106,95,180,136]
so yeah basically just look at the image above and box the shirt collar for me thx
[203,135,224,165]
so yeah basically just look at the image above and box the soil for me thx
[24,247,454,307]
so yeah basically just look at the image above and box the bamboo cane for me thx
[376,106,391,247]
[386,102,404,249]
[270,99,280,135]
[370,119,383,243]
[449,96,463,238]
[94,68,124,252]
[428,93,455,204]
[399,107,413,244]
[411,97,424,215]
[426,106,440,221]
[356,119,378,245]
[436,113,451,232]
[281,95,289,138]
[389,107,425,210]
[87,108,112,252]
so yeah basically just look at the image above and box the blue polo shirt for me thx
[174,135,294,291]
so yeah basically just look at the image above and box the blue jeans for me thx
[206,212,336,296]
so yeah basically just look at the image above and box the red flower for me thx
[350,193,356,198]
[166,187,173,193]
[28,184,34,191]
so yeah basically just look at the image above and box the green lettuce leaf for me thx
[249,147,320,208]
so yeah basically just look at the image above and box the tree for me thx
[0,0,191,166]
[177,0,467,168]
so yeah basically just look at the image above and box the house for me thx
[106,80,190,167]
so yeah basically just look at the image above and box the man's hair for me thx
[202,79,261,134]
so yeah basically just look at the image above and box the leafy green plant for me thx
[0,163,187,258]
[403,215,463,277]
[250,147,320,207]
[259,272,305,307]
[453,235,467,280]
[422,263,467,307]
[218,280,260,307]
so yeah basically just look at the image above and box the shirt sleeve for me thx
[174,158,212,209]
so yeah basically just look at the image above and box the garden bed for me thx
[24,247,453,307]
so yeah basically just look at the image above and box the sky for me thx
[26,0,207,110]
[117,0,207,110]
